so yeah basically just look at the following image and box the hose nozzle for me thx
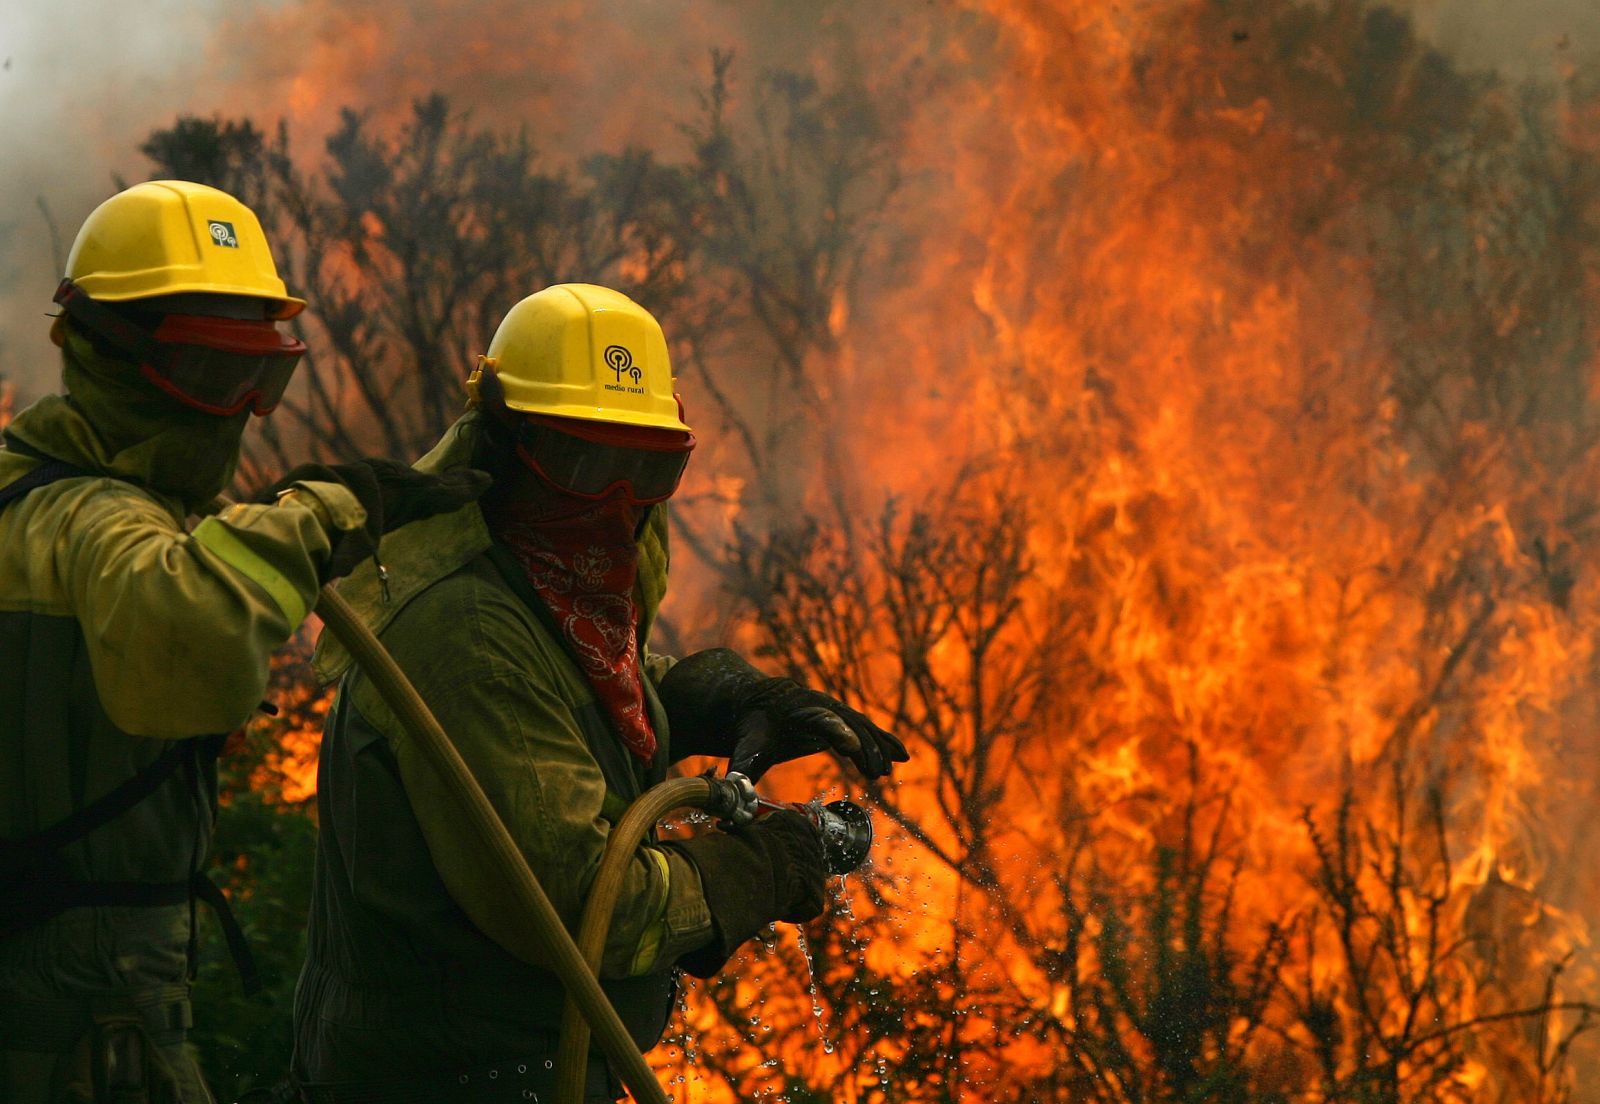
[720,773,874,875]
[809,798,873,875]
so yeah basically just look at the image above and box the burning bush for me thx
[130,0,1600,1098]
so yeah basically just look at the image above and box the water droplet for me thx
[795,928,837,1053]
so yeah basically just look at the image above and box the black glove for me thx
[261,459,491,580]
[660,648,909,782]
[667,809,827,978]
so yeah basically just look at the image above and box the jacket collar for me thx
[312,409,674,686]
[2,394,190,523]
[312,414,492,684]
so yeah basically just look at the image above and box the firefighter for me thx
[0,180,488,1104]
[291,283,907,1101]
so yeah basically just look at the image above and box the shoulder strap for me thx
[0,456,187,878]
[0,459,90,511]
[0,745,185,877]
[0,459,215,874]
[192,870,263,995]
[0,738,262,996]
[0,868,261,997]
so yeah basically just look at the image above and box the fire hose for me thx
[552,779,874,1101]
[315,585,673,1104]
[316,583,874,1103]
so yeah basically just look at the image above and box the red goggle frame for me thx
[140,314,306,416]
[518,414,695,505]
[53,279,306,416]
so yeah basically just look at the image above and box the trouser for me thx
[0,984,214,1104]
[296,1052,622,1103]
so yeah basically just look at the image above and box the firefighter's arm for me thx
[367,593,713,978]
[55,478,364,738]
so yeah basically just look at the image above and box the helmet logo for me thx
[604,344,642,385]
[207,220,239,248]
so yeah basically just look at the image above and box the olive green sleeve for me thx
[642,649,677,686]
[362,588,713,979]
[52,478,363,738]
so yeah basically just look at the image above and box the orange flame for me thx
[231,1,1600,1097]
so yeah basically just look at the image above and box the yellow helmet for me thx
[467,283,691,432]
[62,180,305,320]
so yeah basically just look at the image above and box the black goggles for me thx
[517,420,694,505]
[54,279,305,416]
[140,314,304,416]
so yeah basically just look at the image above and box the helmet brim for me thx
[73,284,306,321]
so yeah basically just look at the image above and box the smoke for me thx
[0,0,1595,402]
[0,0,864,400]
[1408,0,1597,76]
[0,0,284,394]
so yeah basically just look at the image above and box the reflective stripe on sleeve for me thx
[192,516,309,627]
[627,848,673,976]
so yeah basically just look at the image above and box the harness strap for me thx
[0,458,89,510]
[4,874,190,918]
[0,745,184,877]
[0,461,261,995]
[0,869,261,996]
[192,869,262,995]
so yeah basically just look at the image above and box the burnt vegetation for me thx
[118,0,1600,1099]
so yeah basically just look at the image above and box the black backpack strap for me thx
[0,745,185,877]
[0,459,90,511]
[0,745,263,996]
[192,870,262,995]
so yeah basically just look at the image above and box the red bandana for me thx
[485,484,657,764]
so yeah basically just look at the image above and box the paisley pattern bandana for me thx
[486,484,657,763]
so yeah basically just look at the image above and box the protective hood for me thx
[3,327,250,515]
[311,409,673,686]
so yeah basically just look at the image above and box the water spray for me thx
[548,770,875,1099]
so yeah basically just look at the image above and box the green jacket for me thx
[0,334,362,1102]
[292,412,713,1084]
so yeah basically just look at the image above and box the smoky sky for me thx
[0,0,248,391]
[1,0,1595,401]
